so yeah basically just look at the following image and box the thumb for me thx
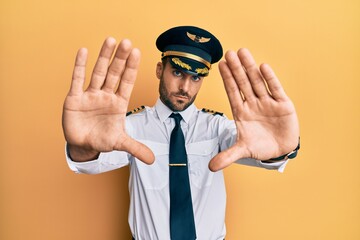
[120,136,155,164]
[209,144,248,172]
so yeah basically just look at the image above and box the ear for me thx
[156,62,163,79]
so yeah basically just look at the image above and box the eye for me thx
[173,70,183,77]
[191,75,202,82]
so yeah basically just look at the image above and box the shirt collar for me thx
[155,98,196,124]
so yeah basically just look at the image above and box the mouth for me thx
[173,94,190,101]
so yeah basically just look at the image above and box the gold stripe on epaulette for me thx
[201,108,223,116]
[126,106,145,116]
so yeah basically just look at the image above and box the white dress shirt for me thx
[66,99,288,240]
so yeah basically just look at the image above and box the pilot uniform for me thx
[66,26,296,240]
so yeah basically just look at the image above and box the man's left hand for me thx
[209,48,299,172]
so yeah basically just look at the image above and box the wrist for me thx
[66,144,100,162]
[266,138,300,162]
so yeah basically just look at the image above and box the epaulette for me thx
[126,106,145,116]
[201,108,223,116]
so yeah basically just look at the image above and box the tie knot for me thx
[170,113,183,126]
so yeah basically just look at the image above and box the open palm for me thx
[209,49,299,171]
[62,38,154,163]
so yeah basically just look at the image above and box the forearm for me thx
[65,144,131,174]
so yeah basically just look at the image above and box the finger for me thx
[115,48,141,101]
[102,39,133,92]
[218,60,244,112]
[70,48,88,95]
[238,48,269,98]
[260,63,288,101]
[121,136,155,164]
[224,50,256,101]
[208,144,248,172]
[88,37,117,90]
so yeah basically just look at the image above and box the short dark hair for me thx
[161,57,169,66]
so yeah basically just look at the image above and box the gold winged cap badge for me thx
[186,32,211,43]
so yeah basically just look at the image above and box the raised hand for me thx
[62,37,154,164]
[209,48,299,172]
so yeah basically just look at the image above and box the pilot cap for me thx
[156,26,223,76]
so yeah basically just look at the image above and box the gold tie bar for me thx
[169,163,187,167]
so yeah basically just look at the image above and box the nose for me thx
[179,76,192,92]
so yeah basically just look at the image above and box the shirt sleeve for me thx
[217,116,289,173]
[65,144,130,174]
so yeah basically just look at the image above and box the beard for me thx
[159,76,197,112]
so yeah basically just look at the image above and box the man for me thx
[63,26,300,240]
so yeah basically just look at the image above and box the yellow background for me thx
[1,0,359,239]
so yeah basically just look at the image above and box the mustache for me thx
[173,91,190,99]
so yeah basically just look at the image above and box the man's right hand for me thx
[62,37,154,164]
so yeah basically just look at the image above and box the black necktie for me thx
[169,113,196,240]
